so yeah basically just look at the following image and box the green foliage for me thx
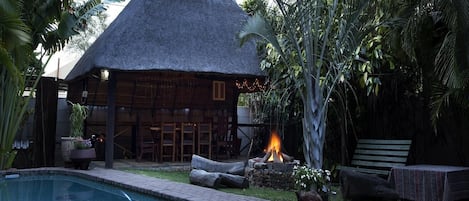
[0,0,32,170]
[240,0,371,169]
[220,187,296,201]
[65,13,108,54]
[23,0,106,54]
[127,169,190,184]
[398,0,469,130]
[0,0,104,169]
[69,102,88,137]
[240,0,268,16]
[292,165,331,192]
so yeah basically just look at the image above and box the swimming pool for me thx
[0,174,167,201]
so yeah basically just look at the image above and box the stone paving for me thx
[87,159,269,200]
[2,160,268,201]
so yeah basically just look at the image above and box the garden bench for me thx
[338,139,412,200]
[339,139,412,176]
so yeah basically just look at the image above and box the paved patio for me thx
[78,166,268,201]
[2,159,267,201]
[90,159,192,170]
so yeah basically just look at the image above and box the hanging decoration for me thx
[235,78,267,92]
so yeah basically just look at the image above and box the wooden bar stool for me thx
[160,123,176,162]
[136,127,157,161]
[181,122,195,162]
[197,122,212,159]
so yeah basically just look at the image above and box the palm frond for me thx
[0,6,31,50]
[239,12,286,60]
[434,32,459,87]
[38,0,104,54]
[429,81,450,129]
[0,46,21,82]
[452,0,469,74]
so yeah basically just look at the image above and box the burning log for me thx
[261,150,272,162]
[260,130,296,163]
[272,149,282,163]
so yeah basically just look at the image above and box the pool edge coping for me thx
[0,167,268,201]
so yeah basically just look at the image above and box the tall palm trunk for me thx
[302,76,326,168]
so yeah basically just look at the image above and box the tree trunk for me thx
[190,154,246,176]
[302,77,326,169]
[189,169,249,188]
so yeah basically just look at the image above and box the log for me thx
[191,154,246,176]
[281,153,294,162]
[272,150,282,163]
[189,169,221,188]
[261,151,272,162]
[189,169,249,189]
[219,171,249,188]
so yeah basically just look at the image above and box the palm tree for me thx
[0,0,105,169]
[240,0,368,168]
[399,0,469,129]
[0,0,32,169]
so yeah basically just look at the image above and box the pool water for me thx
[0,174,167,201]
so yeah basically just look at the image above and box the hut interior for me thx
[67,70,264,161]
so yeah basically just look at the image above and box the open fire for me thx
[246,130,299,190]
[261,130,293,163]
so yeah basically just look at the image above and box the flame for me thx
[264,131,283,162]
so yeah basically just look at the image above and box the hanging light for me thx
[100,69,109,81]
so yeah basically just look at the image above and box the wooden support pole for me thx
[105,71,116,169]
[33,77,58,167]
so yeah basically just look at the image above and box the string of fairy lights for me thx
[235,78,267,92]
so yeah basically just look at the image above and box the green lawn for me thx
[126,169,343,201]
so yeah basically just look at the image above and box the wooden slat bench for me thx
[339,139,412,176]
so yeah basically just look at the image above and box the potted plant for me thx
[70,138,96,170]
[61,102,88,163]
[292,164,331,201]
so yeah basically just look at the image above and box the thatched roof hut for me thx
[65,0,263,167]
[66,0,262,81]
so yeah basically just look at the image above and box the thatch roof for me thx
[66,0,262,81]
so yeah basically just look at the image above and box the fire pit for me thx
[245,131,299,190]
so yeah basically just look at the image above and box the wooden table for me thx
[390,165,469,201]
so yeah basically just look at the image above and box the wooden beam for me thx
[33,77,58,167]
[129,80,137,115]
[105,72,116,168]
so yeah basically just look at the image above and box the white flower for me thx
[293,164,332,191]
